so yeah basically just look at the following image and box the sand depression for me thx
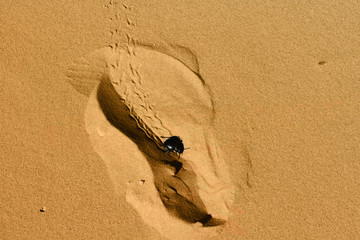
[67,42,234,239]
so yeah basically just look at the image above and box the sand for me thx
[1,1,360,239]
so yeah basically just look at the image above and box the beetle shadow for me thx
[96,76,224,226]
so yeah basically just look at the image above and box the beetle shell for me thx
[163,136,185,155]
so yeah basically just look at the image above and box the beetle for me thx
[161,136,189,159]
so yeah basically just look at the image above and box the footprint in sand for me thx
[66,40,235,239]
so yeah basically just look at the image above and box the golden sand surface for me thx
[1,1,359,239]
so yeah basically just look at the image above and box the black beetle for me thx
[161,136,189,159]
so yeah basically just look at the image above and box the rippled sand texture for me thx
[67,43,234,239]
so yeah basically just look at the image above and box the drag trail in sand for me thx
[67,41,234,239]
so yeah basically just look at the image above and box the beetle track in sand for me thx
[109,44,172,147]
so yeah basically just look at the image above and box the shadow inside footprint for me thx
[97,76,223,226]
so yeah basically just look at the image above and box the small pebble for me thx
[40,207,46,212]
